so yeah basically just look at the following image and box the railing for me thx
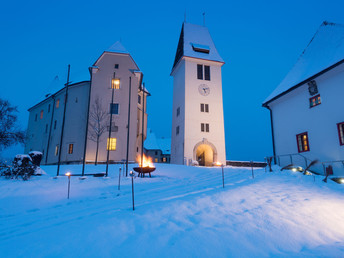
[321,160,344,176]
[265,153,344,176]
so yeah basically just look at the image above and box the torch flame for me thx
[137,154,155,168]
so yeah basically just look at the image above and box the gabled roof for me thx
[106,41,129,54]
[144,129,171,155]
[263,21,344,106]
[93,41,139,70]
[172,22,224,71]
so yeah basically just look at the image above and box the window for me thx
[40,110,43,119]
[107,123,118,132]
[163,157,167,162]
[309,94,321,108]
[114,64,119,69]
[204,66,210,81]
[155,151,158,155]
[197,64,211,81]
[197,64,203,79]
[68,144,73,154]
[48,104,51,113]
[200,104,209,113]
[155,158,158,163]
[107,138,117,151]
[177,107,180,116]
[138,95,141,104]
[296,132,309,152]
[54,120,57,130]
[45,124,48,133]
[35,114,37,121]
[201,123,209,132]
[192,43,210,54]
[56,99,60,108]
[55,145,59,156]
[176,126,180,135]
[112,78,120,89]
[337,122,344,145]
[110,103,119,114]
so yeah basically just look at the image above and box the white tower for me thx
[171,22,226,166]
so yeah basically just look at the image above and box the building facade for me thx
[170,22,226,166]
[263,22,344,176]
[25,42,148,165]
[144,129,171,163]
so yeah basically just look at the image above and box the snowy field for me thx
[1,163,344,257]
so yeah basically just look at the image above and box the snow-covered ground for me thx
[1,164,344,257]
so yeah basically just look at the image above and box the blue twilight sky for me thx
[1,0,344,161]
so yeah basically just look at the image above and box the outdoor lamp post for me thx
[106,78,120,177]
[130,170,135,210]
[65,172,71,199]
[215,162,225,188]
[118,167,122,190]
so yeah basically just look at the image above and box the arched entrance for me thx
[193,139,217,166]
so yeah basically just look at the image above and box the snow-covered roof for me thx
[106,41,129,54]
[144,129,171,155]
[264,22,344,105]
[172,22,224,70]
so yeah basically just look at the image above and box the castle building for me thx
[263,22,344,176]
[170,22,226,166]
[25,42,149,165]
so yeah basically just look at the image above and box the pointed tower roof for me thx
[172,22,224,71]
[106,41,129,54]
[264,22,344,105]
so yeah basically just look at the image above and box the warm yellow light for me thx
[65,172,71,176]
[291,168,297,172]
[112,78,120,89]
[137,154,155,168]
[107,138,117,150]
[215,162,222,167]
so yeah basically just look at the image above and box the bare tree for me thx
[0,98,25,151]
[88,97,108,165]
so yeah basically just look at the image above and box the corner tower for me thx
[171,22,226,166]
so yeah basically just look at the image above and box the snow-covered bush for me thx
[29,151,43,167]
[191,160,199,166]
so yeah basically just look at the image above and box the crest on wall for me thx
[308,80,318,96]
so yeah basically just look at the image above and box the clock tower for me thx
[171,22,226,166]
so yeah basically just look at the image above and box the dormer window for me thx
[192,43,210,54]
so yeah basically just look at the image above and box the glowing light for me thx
[137,154,155,168]
[340,178,344,184]
[215,162,222,167]
[65,172,71,176]
[112,78,120,89]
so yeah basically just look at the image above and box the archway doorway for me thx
[193,139,217,167]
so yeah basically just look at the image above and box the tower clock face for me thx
[198,84,210,96]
